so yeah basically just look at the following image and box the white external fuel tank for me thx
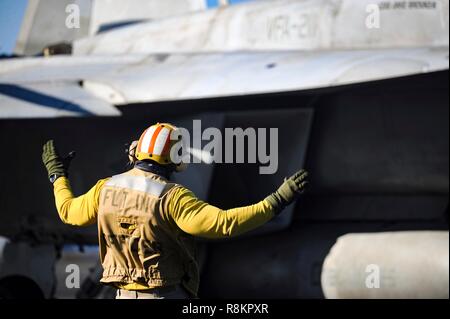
[321,231,449,299]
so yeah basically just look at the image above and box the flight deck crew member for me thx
[42,123,308,299]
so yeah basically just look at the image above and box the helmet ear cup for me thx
[175,162,188,172]
[128,140,138,165]
[174,151,190,172]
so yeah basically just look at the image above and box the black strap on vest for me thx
[134,160,173,179]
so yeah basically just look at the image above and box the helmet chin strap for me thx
[134,160,174,179]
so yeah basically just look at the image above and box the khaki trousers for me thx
[115,286,189,299]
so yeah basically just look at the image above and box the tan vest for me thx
[97,168,199,296]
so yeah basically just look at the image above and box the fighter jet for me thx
[0,0,448,299]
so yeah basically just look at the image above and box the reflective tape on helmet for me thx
[139,126,156,154]
[136,123,179,165]
[153,127,170,156]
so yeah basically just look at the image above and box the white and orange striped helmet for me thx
[134,123,186,171]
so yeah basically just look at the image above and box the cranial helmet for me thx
[133,123,187,172]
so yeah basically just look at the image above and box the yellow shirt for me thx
[53,176,275,289]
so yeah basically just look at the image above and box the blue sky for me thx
[0,0,253,54]
[207,0,252,7]
[0,0,28,54]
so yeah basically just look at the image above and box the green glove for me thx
[265,169,308,214]
[42,140,76,182]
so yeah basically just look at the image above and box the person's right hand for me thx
[42,140,76,182]
[265,169,308,214]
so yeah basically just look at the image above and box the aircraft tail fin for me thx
[14,0,207,56]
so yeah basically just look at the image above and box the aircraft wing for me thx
[1,0,448,118]
[81,47,448,104]
[0,82,120,118]
[0,55,141,118]
[0,46,447,118]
